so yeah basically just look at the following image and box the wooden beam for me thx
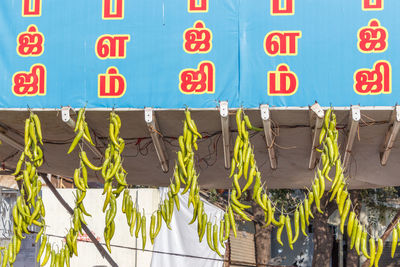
[380,105,400,166]
[308,103,324,169]
[260,104,277,169]
[144,108,169,173]
[219,101,230,169]
[343,105,360,171]
[41,174,118,267]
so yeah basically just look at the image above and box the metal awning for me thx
[0,106,398,189]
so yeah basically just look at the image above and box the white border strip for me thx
[0,106,395,111]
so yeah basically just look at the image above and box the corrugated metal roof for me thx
[230,231,256,267]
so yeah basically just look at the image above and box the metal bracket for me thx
[260,104,277,169]
[380,105,400,166]
[219,101,230,169]
[343,105,361,171]
[144,108,169,173]
[61,106,76,128]
[220,101,228,118]
[351,105,361,122]
[311,102,324,120]
[260,105,270,121]
[144,107,153,124]
[396,105,400,122]
[61,106,71,122]
[308,103,324,169]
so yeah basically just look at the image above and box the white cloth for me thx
[151,188,225,267]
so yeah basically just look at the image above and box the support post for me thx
[144,108,169,173]
[343,105,360,171]
[42,174,118,267]
[380,105,400,166]
[308,103,324,169]
[260,104,277,169]
[220,101,230,169]
[0,132,24,151]
[338,230,343,267]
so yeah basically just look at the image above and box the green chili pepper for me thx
[228,206,237,238]
[276,215,285,246]
[350,219,359,249]
[312,183,323,214]
[361,229,370,259]
[68,130,83,154]
[374,238,383,267]
[255,186,267,211]
[242,165,255,192]
[243,146,251,179]
[231,189,251,209]
[338,189,348,215]
[299,204,307,236]
[252,173,261,200]
[81,151,102,171]
[369,238,376,267]
[264,198,273,227]
[304,198,310,225]
[355,224,363,255]
[199,213,207,242]
[206,222,215,252]
[141,216,146,250]
[231,203,251,221]
[324,108,331,129]
[213,223,222,257]
[219,219,225,249]
[285,215,294,250]
[292,209,300,244]
[340,198,351,234]
[392,226,398,258]
[236,109,242,138]
[224,212,230,241]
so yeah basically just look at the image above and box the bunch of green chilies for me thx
[100,111,127,253]
[226,108,397,267]
[320,108,396,266]
[5,109,400,267]
[38,108,97,267]
[6,113,45,267]
[172,109,226,256]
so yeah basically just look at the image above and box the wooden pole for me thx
[42,174,118,267]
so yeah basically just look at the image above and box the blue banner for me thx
[0,0,399,108]
[239,0,400,107]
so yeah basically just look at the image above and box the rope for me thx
[43,233,277,267]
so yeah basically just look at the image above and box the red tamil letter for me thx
[264,31,301,56]
[22,0,41,17]
[362,0,383,11]
[270,0,294,16]
[98,67,126,98]
[179,61,215,94]
[183,21,212,54]
[12,64,46,96]
[268,64,298,96]
[103,0,124,19]
[17,25,45,57]
[188,0,208,12]
[95,34,130,59]
[354,60,391,95]
[358,19,388,53]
